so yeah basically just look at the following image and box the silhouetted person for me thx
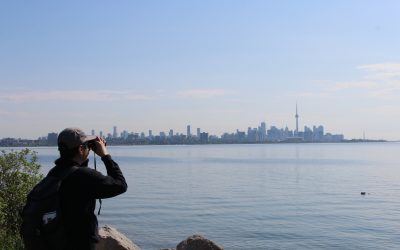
[54,128,127,250]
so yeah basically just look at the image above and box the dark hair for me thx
[57,143,80,160]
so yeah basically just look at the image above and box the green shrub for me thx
[0,149,43,250]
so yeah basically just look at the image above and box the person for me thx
[53,127,128,250]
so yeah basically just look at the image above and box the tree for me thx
[0,149,43,250]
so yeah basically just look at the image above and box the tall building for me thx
[187,125,191,137]
[260,122,267,141]
[47,132,58,145]
[267,126,281,141]
[247,127,257,142]
[304,126,313,141]
[313,125,324,141]
[197,128,201,138]
[295,103,299,136]
[200,132,209,142]
[91,129,95,136]
[99,131,103,138]
[149,130,153,137]
[169,129,174,138]
[121,130,129,140]
[113,126,118,138]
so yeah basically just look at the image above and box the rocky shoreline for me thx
[96,225,224,250]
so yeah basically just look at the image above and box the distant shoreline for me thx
[0,139,390,148]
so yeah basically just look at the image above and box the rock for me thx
[96,225,141,250]
[176,235,223,250]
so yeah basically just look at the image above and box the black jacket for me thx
[54,155,127,249]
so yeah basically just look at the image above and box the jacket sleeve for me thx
[84,155,128,199]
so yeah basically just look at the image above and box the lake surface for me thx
[4,143,400,249]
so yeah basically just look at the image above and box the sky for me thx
[1,1,400,140]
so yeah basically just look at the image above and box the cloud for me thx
[176,89,231,99]
[0,90,154,102]
[357,63,400,73]
[357,63,400,81]
[367,104,400,116]
[327,81,378,91]
[294,63,400,100]
[0,109,28,117]
[356,63,400,99]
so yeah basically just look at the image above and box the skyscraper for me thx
[187,125,191,137]
[197,128,201,138]
[260,122,266,141]
[47,132,58,145]
[295,103,299,136]
[113,126,118,138]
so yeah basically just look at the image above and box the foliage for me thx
[0,149,43,250]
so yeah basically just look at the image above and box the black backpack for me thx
[20,165,78,250]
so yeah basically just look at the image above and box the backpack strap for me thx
[50,164,103,215]
[49,165,80,181]
[58,166,79,180]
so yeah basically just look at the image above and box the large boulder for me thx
[96,225,141,250]
[176,235,223,250]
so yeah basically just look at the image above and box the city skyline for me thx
[0,103,381,141]
[1,119,349,147]
[82,104,344,141]
[1,1,400,140]
[3,102,391,145]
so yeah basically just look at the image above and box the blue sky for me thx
[1,1,400,140]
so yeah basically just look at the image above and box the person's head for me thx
[57,128,97,163]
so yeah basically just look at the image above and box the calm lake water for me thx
[5,143,400,249]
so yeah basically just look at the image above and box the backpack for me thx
[20,165,78,250]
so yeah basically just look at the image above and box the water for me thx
[4,143,400,249]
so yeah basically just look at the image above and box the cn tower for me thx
[295,103,299,136]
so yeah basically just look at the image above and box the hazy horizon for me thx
[1,1,400,140]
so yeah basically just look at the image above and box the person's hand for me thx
[92,137,108,157]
